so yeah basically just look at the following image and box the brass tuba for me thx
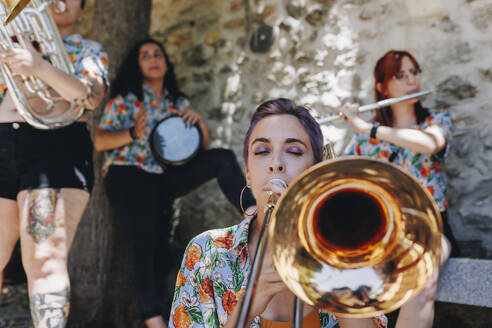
[0,0,83,129]
[269,156,442,318]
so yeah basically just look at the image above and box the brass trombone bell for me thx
[269,157,442,318]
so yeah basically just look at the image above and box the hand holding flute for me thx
[317,90,432,125]
[337,103,374,135]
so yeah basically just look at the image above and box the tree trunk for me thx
[67,1,151,327]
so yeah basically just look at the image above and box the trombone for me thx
[235,147,442,327]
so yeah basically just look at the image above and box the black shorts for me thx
[0,122,94,200]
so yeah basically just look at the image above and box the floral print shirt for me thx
[169,216,387,328]
[0,34,109,103]
[98,86,191,176]
[345,109,453,212]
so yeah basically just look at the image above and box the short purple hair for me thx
[243,98,324,165]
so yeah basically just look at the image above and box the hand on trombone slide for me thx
[225,249,290,328]
[262,178,288,201]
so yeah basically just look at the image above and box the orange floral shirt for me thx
[345,109,454,212]
[169,217,387,328]
[98,86,190,176]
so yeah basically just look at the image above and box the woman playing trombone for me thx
[169,98,387,328]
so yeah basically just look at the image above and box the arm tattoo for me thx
[72,77,101,108]
[30,287,70,328]
[26,188,59,244]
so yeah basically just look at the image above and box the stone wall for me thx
[150,0,492,259]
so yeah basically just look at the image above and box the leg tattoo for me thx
[30,287,70,328]
[26,189,59,244]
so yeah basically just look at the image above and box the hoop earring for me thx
[240,184,257,217]
[240,184,250,214]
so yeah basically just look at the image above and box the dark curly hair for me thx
[110,38,184,103]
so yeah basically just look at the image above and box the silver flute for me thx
[317,90,432,125]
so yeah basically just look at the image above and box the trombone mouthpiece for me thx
[265,179,287,213]
[269,178,287,190]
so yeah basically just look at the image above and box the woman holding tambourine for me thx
[94,38,254,328]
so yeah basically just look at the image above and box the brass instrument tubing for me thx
[292,298,303,328]
[236,179,286,327]
[235,201,275,328]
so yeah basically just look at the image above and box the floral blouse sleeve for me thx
[170,222,253,328]
[71,40,110,90]
[170,234,220,328]
[423,109,454,159]
[0,76,7,104]
[98,96,132,132]
[344,134,359,156]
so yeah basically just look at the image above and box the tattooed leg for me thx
[30,287,70,328]
[16,189,89,328]
[26,189,59,244]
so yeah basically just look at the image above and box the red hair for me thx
[373,50,429,126]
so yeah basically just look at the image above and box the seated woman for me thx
[169,98,387,328]
[94,38,254,328]
[338,50,456,328]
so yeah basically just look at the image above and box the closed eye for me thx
[286,145,304,156]
[253,144,270,155]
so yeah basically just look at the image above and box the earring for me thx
[240,184,250,214]
[240,184,257,218]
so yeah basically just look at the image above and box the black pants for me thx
[104,148,254,320]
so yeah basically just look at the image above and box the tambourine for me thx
[149,114,202,166]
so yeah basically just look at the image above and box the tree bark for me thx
[67,1,151,327]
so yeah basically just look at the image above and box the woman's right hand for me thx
[132,110,148,139]
[224,251,289,328]
[247,251,289,319]
[256,179,288,208]
[261,179,287,197]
